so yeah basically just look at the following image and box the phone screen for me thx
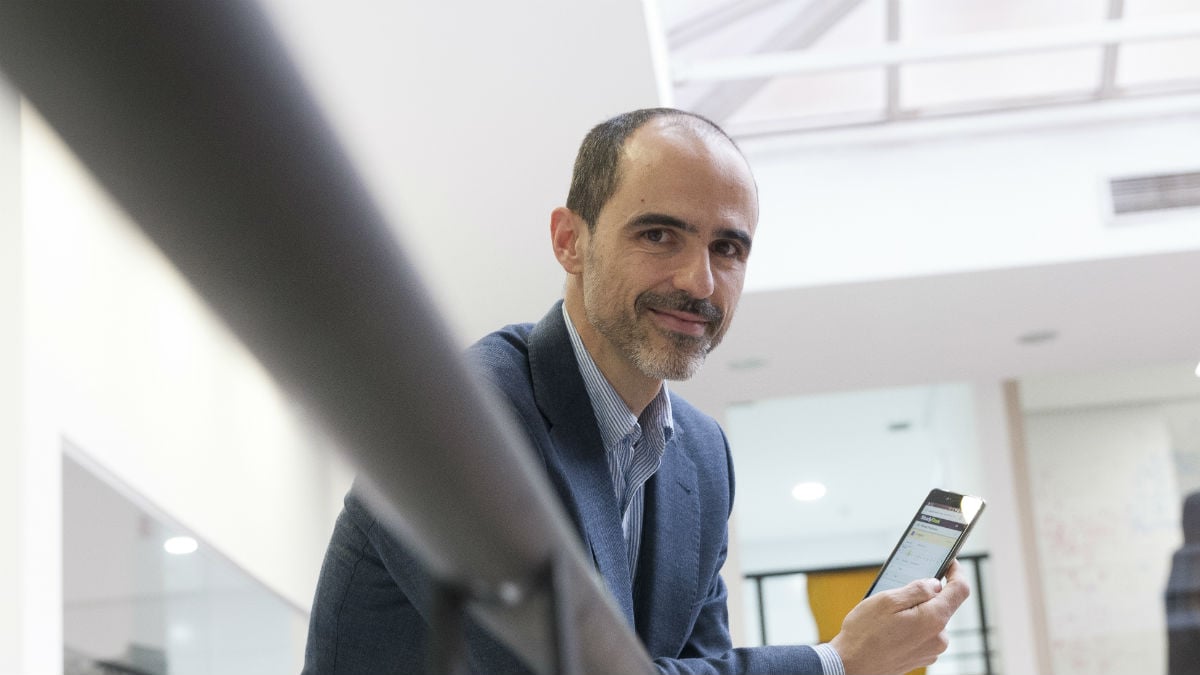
[865,489,985,598]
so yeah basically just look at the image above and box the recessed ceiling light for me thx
[791,481,827,502]
[164,536,198,555]
[1195,361,1200,378]
[1017,330,1058,345]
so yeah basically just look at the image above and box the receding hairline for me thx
[565,107,755,232]
[610,115,757,198]
[621,113,745,162]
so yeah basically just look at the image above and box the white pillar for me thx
[0,70,23,675]
[5,94,66,675]
[974,380,1053,675]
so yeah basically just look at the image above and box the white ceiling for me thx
[673,248,1200,411]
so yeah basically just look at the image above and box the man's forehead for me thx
[602,129,757,231]
[619,120,756,198]
[622,117,729,161]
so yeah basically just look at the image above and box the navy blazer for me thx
[303,303,822,674]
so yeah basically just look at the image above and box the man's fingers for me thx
[936,560,971,610]
[943,559,965,585]
[884,577,942,611]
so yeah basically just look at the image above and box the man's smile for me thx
[647,307,710,337]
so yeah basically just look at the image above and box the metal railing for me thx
[744,553,996,675]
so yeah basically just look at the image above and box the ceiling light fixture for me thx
[163,536,198,555]
[791,481,827,502]
[1195,360,1200,378]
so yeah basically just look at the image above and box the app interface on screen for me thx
[871,500,966,595]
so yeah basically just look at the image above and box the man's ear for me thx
[550,206,587,275]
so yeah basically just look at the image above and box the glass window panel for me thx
[1125,0,1200,18]
[63,452,307,675]
[807,0,886,52]
[674,80,718,113]
[902,0,1105,40]
[901,49,1102,109]
[1118,39,1200,87]
[727,69,886,126]
[671,1,815,61]
[760,575,820,645]
[659,0,734,27]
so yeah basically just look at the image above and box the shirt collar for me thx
[561,303,674,451]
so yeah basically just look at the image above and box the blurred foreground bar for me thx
[0,3,653,674]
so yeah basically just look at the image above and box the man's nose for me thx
[674,247,715,299]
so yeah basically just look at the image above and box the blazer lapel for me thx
[527,304,636,626]
[546,422,636,624]
[634,425,700,654]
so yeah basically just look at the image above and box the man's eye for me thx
[643,229,667,243]
[712,241,742,258]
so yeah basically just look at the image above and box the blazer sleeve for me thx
[649,555,825,674]
[303,487,529,675]
[646,426,826,675]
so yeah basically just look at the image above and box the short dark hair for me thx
[566,108,739,231]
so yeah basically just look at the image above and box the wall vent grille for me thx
[1110,171,1200,215]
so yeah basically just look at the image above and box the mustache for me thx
[636,291,724,325]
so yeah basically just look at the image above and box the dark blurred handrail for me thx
[0,3,653,674]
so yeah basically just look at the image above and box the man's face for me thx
[578,121,758,382]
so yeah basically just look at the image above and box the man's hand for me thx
[828,560,971,675]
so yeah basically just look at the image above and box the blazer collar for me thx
[527,302,636,625]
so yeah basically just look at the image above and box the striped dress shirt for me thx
[562,304,671,578]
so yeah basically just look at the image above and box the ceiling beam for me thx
[1098,0,1126,98]
[676,12,1200,84]
[884,0,901,118]
[722,87,1200,140]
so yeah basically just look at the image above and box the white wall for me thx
[742,109,1200,293]
[975,381,1047,675]
[254,0,666,344]
[1024,403,1182,675]
[20,103,346,644]
[1020,363,1200,675]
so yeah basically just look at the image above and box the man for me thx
[303,108,969,674]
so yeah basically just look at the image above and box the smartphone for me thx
[865,489,986,598]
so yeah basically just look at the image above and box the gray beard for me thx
[583,290,719,382]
